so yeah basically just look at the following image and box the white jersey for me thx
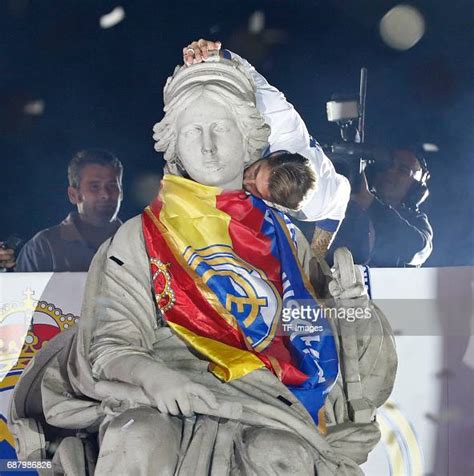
[228,51,350,229]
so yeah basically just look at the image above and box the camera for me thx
[322,68,391,188]
[322,72,431,210]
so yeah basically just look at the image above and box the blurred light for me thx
[379,4,425,51]
[248,11,265,34]
[100,6,125,29]
[23,100,45,116]
[131,173,162,206]
[209,25,221,34]
[422,143,439,152]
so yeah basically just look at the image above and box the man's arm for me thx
[223,47,350,258]
[223,50,312,155]
[184,40,310,152]
[183,40,350,219]
[183,40,350,259]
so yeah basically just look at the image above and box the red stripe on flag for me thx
[215,192,283,293]
[144,191,309,385]
[142,209,249,350]
[216,192,309,385]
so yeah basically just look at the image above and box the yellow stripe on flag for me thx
[159,175,232,251]
[168,322,265,381]
[145,206,240,330]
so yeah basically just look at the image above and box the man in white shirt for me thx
[182,40,351,258]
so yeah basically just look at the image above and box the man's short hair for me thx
[266,151,316,210]
[68,149,123,188]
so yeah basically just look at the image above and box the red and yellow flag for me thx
[142,175,338,423]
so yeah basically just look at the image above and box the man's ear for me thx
[68,186,79,205]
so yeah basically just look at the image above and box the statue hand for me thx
[326,421,381,465]
[182,38,222,66]
[143,367,218,417]
[329,247,367,300]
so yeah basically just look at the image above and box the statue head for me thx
[153,59,270,190]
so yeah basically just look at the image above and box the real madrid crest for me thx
[0,289,80,383]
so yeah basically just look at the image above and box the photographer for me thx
[329,148,433,267]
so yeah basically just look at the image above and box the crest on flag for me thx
[184,245,281,350]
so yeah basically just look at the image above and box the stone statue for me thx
[9,48,397,476]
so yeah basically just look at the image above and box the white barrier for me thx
[1,268,473,474]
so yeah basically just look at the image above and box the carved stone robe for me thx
[39,215,396,475]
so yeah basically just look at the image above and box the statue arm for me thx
[86,217,217,416]
[86,219,162,382]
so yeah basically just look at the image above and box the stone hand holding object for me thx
[329,247,367,301]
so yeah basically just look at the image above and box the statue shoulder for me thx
[113,215,143,244]
[94,215,147,268]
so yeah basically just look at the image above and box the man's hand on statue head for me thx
[183,39,222,66]
[142,367,218,417]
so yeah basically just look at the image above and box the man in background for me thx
[329,148,433,267]
[15,149,123,272]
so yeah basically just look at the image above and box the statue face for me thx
[176,95,247,190]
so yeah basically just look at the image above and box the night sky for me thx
[1,0,473,266]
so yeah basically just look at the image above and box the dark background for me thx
[1,0,473,266]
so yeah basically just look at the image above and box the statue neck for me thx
[219,176,244,191]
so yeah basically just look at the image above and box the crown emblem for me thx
[150,258,175,313]
[0,289,80,382]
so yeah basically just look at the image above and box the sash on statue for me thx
[142,175,338,425]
